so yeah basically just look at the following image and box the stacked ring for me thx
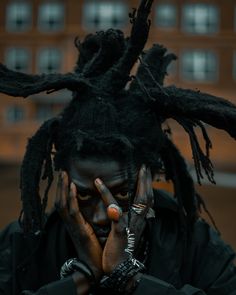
[107,204,123,221]
[131,203,147,215]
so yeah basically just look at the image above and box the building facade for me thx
[0,0,236,169]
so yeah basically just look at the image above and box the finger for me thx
[94,178,118,206]
[61,171,69,208]
[69,182,80,217]
[146,168,154,207]
[55,170,63,206]
[94,178,123,222]
[55,171,69,218]
[133,164,147,204]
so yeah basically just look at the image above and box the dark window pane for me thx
[155,4,177,28]
[182,4,219,34]
[83,2,127,30]
[6,106,25,123]
[6,2,32,32]
[37,48,62,73]
[5,48,31,73]
[38,3,64,32]
[181,50,218,81]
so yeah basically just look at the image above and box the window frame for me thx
[155,3,177,29]
[82,1,128,30]
[37,2,65,32]
[4,47,31,73]
[37,47,63,74]
[6,1,32,32]
[182,4,219,34]
[5,105,26,123]
[180,50,218,82]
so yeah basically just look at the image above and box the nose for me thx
[92,199,110,226]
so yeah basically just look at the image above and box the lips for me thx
[93,225,110,237]
[98,237,108,246]
[93,226,110,246]
[97,232,109,247]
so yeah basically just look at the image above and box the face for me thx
[68,156,138,246]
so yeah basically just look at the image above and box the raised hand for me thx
[55,171,103,281]
[94,165,154,274]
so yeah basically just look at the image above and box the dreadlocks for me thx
[1,0,236,235]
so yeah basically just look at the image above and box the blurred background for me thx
[0,0,235,250]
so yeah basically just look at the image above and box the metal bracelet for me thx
[100,258,145,293]
[124,227,135,257]
[60,258,95,285]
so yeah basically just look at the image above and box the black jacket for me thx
[0,190,236,295]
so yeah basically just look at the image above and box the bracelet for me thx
[60,258,95,285]
[100,258,145,293]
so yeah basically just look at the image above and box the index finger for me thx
[133,164,147,205]
[94,178,122,222]
[146,167,154,207]
[94,178,118,206]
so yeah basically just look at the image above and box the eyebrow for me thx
[71,179,93,194]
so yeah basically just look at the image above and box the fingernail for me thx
[70,182,76,196]
[70,182,75,190]
[95,178,103,185]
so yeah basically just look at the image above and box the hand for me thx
[94,165,154,274]
[55,171,103,281]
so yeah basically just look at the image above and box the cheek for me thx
[78,203,96,223]
[78,195,107,223]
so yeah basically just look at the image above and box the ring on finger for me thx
[131,203,147,215]
[107,204,123,221]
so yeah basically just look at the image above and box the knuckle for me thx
[100,185,109,194]
[69,208,79,217]
[114,223,125,235]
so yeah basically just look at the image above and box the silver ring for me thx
[107,203,123,215]
[131,203,147,215]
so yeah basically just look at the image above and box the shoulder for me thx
[153,189,179,213]
[192,217,235,257]
[0,220,22,250]
[188,218,236,289]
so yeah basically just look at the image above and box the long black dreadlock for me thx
[1,0,236,235]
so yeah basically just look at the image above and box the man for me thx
[0,0,236,294]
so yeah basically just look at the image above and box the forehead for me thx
[68,157,132,190]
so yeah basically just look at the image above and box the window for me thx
[36,104,53,121]
[5,105,25,123]
[181,50,218,82]
[38,3,64,32]
[83,2,127,30]
[182,4,219,34]
[6,2,32,32]
[37,48,62,73]
[5,48,31,72]
[155,4,177,29]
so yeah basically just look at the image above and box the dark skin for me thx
[55,156,154,294]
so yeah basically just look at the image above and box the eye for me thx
[115,191,129,201]
[77,192,92,201]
